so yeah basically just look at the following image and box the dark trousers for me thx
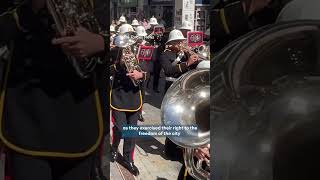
[111,110,139,162]
[7,151,96,180]
[148,47,161,91]
[153,61,161,90]
[165,81,173,94]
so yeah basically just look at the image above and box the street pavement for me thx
[109,75,183,180]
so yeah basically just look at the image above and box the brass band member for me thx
[179,21,193,38]
[0,0,108,179]
[131,18,140,30]
[110,24,150,176]
[160,29,199,91]
[159,29,199,162]
[110,25,116,49]
[146,16,159,36]
[115,15,127,31]
[135,25,152,122]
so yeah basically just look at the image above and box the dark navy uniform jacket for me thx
[159,50,192,79]
[0,0,109,158]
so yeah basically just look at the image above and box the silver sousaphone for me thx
[161,69,210,180]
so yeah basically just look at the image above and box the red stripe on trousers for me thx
[131,145,135,161]
[111,112,115,144]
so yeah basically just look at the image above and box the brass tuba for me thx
[212,21,320,180]
[46,0,101,78]
[161,69,210,180]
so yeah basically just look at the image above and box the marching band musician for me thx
[0,0,108,179]
[110,25,116,49]
[145,16,164,93]
[115,15,127,32]
[160,29,200,161]
[179,21,193,38]
[131,18,140,30]
[160,29,199,91]
[110,25,150,176]
[117,23,136,38]
[135,26,149,46]
[161,28,210,180]
[135,25,150,122]
[146,16,159,36]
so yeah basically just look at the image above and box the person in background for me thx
[146,16,159,35]
[135,25,152,122]
[112,19,117,27]
[131,18,140,30]
[110,25,116,49]
[142,18,148,30]
[116,15,127,32]
[179,21,193,38]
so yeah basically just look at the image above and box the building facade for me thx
[149,0,175,28]
[195,0,210,32]
[111,0,210,32]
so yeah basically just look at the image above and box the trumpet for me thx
[164,43,209,62]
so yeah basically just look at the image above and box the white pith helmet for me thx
[119,15,127,23]
[166,29,186,44]
[110,25,115,32]
[136,26,147,37]
[149,16,158,25]
[131,19,140,26]
[118,24,134,34]
[179,21,193,30]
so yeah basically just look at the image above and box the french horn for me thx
[161,69,210,180]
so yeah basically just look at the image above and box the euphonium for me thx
[114,34,142,87]
[46,0,101,78]
[161,69,210,180]
[121,46,142,87]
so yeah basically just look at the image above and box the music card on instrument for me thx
[187,31,204,47]
[153,26,165,35]
[137,45,154,61]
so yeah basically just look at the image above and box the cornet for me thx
[177,42,209,61]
